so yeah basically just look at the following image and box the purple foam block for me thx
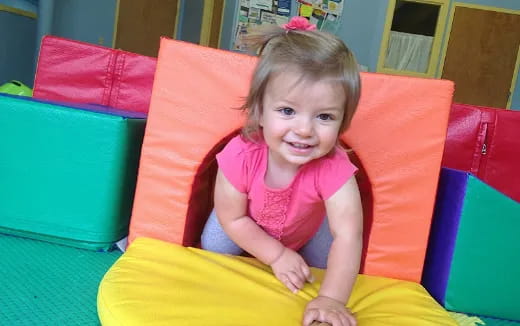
[422,168,468,304]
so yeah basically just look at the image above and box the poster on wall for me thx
[233,0,292,51]
[296,0,343,34]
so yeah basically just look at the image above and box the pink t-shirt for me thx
[216,135,358,250]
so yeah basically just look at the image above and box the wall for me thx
[219,0,238,50]
[340,0,389,71]
[176,0,204,44]
[0,0,36,13]
[3,0,517,108]
[51,0,116,46]
[0,1,37,86]
[0,0,117,87]
[339,0,519,109]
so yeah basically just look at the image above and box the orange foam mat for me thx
[129,38,453,282]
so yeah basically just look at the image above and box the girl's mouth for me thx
[289,142,311,149]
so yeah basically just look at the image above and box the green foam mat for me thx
[0,234,121,325]
[449,311,520,326]
[478,316,520,326]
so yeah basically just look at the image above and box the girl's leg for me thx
[299,217,333,269]
[200,209,243,255]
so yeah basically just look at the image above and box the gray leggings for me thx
[200,210,333,268]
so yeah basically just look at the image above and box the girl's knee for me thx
[201,211,243,255]
[299,217,333,268]
[201,235,243,255]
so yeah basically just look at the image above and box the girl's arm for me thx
[319,176,363,303]
[215,168,314,292]
[214,168,285,265]
[303,177,363,326]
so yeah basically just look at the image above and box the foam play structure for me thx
[96,38,458,325]
[0,94,146,250]
[442,103,520,202]
[423,168,520,321]
[3,33,518,325]
[33,36,157,113]
[126,39,454,284]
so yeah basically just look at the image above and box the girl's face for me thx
[259,70,345,171]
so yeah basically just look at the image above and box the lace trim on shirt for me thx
[257,187,292,240]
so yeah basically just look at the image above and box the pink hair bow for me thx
[282,16,317,31]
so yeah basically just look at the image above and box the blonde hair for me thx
[240,24,361,141]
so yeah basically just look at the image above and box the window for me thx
[377,0,448,77]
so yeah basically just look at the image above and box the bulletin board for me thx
[233,0,292,50]
[233,0,344,51]
[296,0,344,34]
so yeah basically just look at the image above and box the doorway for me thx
[113,0,180,57]
[440,4,520,108]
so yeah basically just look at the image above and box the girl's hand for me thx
[270,247,314,293]
[302,296,356,326]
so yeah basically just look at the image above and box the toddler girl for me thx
[201,16,362,326]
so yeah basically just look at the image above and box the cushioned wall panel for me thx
[33,36,156,113]
[442,103,520,202]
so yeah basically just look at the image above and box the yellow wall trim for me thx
[173,0,181,39]
[376,1,397,74]
[0,4,37,19]
[507,45,520,109]
[200,0,214,46]
[112,0,121,48]
[217,0,226,48]
[450,2,520,15]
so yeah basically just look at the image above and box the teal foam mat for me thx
[0,234,121,325]
[479,316,520,326]
[449,311,520,326]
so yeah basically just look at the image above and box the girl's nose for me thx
[294,118,314,137]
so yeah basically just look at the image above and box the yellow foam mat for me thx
[98,237,457,325]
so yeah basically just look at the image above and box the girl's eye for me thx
[317,113,333,121]
[279,107,295,116]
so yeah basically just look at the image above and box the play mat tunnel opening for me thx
[182,128,374,267]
